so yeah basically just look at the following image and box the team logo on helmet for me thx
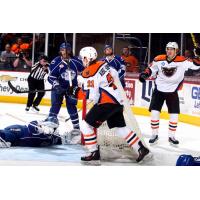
[161,66,177,77]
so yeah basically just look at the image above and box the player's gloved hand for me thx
[139,68,152,83]
[53,81,65,94]
[139,72,149,83]
[67,86,80,98]
[194,47,200,57]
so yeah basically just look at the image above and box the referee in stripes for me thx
[25,55,49,112]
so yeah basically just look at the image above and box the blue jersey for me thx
[101,55,126,80]
[48,56,84,88]
[0,121,61,147]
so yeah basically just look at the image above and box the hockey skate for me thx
[136,141,152,163]
[149,135,158,145]
[168,137,179,146]
[25,107,30,111]
[32,106,40,112]
[81,147,101,166]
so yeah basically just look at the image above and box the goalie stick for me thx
[8,81,53,94]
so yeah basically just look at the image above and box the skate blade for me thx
[149,140,158,146]
[81,160,101,166]
[138,152,153,164]
[169,142,179,148]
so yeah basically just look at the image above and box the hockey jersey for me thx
[48,56,84,88]
[77,61,123,105]
[149,55,200,92]
[101,55,126,86]
[0,121,61,147]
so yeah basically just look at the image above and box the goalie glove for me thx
[139,68,152,83]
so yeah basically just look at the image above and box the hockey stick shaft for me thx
[8,81,53,94]
[190,33,198,48]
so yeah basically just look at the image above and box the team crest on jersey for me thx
[61,69,76,81]
[59,64,65,68]
[51,60,55,64]
[161,66,177,77]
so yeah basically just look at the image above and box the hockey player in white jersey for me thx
[68,47,150,165]
[139,42,200,145]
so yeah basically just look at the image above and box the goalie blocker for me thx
[69,46,151,165]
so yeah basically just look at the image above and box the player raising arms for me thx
[68,47,150,165]
[139,42,200,145]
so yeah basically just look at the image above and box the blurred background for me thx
[0,33,200,77]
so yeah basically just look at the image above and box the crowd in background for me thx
[0,33,199,76]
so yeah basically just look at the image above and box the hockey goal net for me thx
[81,87,144,161]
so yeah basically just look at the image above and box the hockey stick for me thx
[8,81,53,94]
[190,33,198,48]
[63,33,73,87]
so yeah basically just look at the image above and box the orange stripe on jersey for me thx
[154,55,166,62]
[169,121,178,125]
[99,90,117,104]
[151,120,159,122]
[125,131,134,140]
[84,133,96,138]
[173,56,187,62]
[85,141,97,145]
[129,137,139,147]
[82,61,105,78]
[77,88,87,100]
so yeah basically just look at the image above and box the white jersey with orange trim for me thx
[78,61,123,105]
[149,55,200,92]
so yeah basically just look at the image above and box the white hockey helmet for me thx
[79,47,98,67]
[166,42,179,50]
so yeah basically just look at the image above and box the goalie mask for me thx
[161,66,177,77]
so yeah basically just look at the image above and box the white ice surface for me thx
[0,102,200,166]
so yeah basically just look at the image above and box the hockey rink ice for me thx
[0,102,199,166]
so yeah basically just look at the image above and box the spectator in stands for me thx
[121,47,139,73]
[0,44,15,69]
[13,49,32,71]
[11,37,31,55]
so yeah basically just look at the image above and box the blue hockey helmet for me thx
[176,154,194,166]
[60,42,72,51]
[104,44,113,51]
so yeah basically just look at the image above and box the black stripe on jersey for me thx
[30,63,49,80]
[169,124,177,129]
[127,133,136,144]
[151,122,159,126]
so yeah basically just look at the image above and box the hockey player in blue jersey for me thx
[0,117,61,147]
[0,116,81,148]
[101,45,126,87]
[47,42,84,130]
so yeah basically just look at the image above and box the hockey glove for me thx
[194,47,200,57]
[68,86,80,99]
[139,68,152,83]
[53,81,65,95]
